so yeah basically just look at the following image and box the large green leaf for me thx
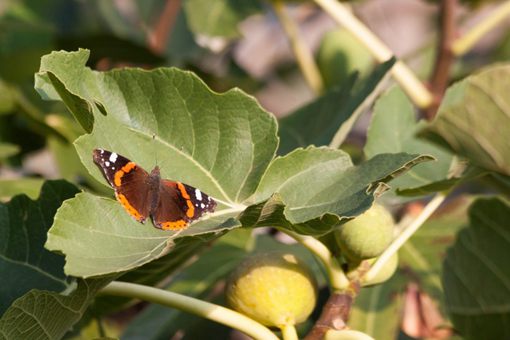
[278,59,395,155]
[0,180,79,315]
[420,64,510,177]
[45,192,240,278]
[37,49,277,277]
[0,277,111,340]
[183,0,262,38]
[242,147,433,236]
[365,86,453,197]
[442,197,510,340]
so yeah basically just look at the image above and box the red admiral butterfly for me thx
[93,149,216,230]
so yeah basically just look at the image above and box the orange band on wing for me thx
[176,182,190,199]
[177,182,194,218]
[113,162,136,187]
[186,200,195,218]
[160,220,188,230]
[116,193,143,221]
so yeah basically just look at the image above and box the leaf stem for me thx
[277,228,349,291]
[364,193,447,283]
[100,281,279,340]
[314,0,433,108]
[272,0,324,94]
[280,324,299,340]
[452,1,510,56]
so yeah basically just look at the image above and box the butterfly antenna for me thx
[152,134,158,167]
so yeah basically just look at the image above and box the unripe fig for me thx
[324,329,375,340]
[225,251,317,328]
[335,204,394,262]
[362,253,398,287]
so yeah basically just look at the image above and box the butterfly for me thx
[93,149,216,230]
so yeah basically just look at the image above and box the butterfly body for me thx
[93,149,216,230]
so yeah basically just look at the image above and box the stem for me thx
[425,0,457,120]
[303,291,354,340]
[100,281,278,340]
[281,324,299,340]
[364,193,447,283]
[452,1,510,56]
[277,228,349,291]
[313,0,433,108]
[273,0,324,94]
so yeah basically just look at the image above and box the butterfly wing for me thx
[93,149,151,222]
[152,180,216,230]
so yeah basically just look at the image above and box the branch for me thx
[100,281,279,340]
[148,0,181,54]
[452,1,510,56]
[314,0,433,109]
[272,0,324,94]
[424,0,458,120]
[303,289,359,340]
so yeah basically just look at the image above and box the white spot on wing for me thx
[195,188,202,201]
[100,149,104,154]
[200,203,205,208]
[105,161,110,166]
[109,152,118,163]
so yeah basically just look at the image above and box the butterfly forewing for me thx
[93,149,151,222]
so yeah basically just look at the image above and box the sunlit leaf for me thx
[420,64,510,176]
[242,147,433,236]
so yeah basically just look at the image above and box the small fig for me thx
[335,204,394,262]
[362,253,398,287]
[225,251,317,328]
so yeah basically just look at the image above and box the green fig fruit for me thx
[335,204,394,262]
[225,251,317,328]
[362,253,398,286]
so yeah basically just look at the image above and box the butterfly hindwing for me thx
[152,180,191,230]
[93,149,151,222]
